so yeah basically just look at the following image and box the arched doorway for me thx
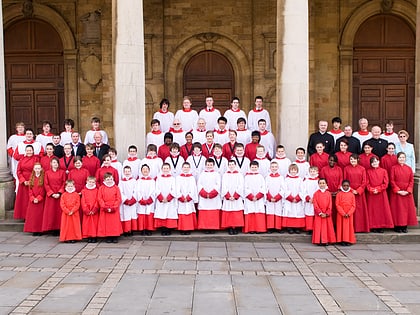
[353,14,415,136]
[183,51,234,112]
[5,19,64,136]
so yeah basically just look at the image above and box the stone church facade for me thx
[0,0,419,217]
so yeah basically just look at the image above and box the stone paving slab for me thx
[0,232,418,314]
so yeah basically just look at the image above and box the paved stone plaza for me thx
[0,232,419,315]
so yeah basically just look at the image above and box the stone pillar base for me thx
[0,178,15,220]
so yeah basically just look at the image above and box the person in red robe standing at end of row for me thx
[366,156,394,233]
[344,154,370,233]
[389,152,418,233]
[14,145,39,220]
[23,163,46,236]
[81,176,99,243]
[312,178,336,246]
[335,180,356,246]
[42,157,66,235]
[59,180,82,243]
[97,173,123,243]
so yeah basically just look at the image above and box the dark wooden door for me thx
[5,19,64,136]
[184,51,234,112]
[353,15,415,137]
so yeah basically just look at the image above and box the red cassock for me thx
[244,142,258,161]
[343,164,370,232]
[97,184,123,237]
[335,190,356,244]
[320,165,343,223]
[82,155,100,177]
[381,154,398,178]
[312,190,336,244]
[390,164,418,227]
[59,155,75,176]
[158,144,171,161]
[23,177,46,233]
[336,151,352,170]
[14,155,39,219]
[222,142,236,160]
[40,155,54,172]
[42,169,66,231]
[359,153,376,170]
[366,167,394,229]
[309,152,329,171]
[81,187,99,238]
[95,166,120,186]
[180,143,193,160]
[68,168,90,193]
[59,191,82,242]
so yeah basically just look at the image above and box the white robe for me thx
[236,129,252,145]
[36,134,53,150]
[224,109,247,131]
[254,158,270,178]
[213,130,229,145]
[244,173,266,214]
[265,173,285,216]
[271,157,292,177]
[153,111,175,133]
[175,174,198,215]
[213,156,228,176]
[119,177,138,221]
[186,154,206,181]
[146,132,164,148]
[84,129,109,145]
[165,155,185,177]
[122,158,142,180]
[171,131,187,146]
[221,171,244,211]
[192,130,207,144]
[154,175,178,219]
[140,157,163,179]
[302,177,319,216]
[259,131,276,159]
[233,156,250,176]
[174,109,199,132]
[283,176,305,218]
[135,177,156,215]
[199,108,221,130]
[197,170,222,210]
[247,109,271,132]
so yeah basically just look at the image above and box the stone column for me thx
[414,0,420,214]
[276,0,309,155]
[0,0,15,219]
[113,0,146,159]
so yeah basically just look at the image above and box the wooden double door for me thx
[184,51,234,113]
[353,15,415,137]
[5,19,64,136]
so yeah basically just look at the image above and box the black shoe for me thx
[401,227,408,233]
[306,231,313,236]
[266,229,274,234]
[112,238,118,243]
[278,229,285,234]
[139,230,146,236]
[70,240,76,243]
[91,238,97,243]
[294,229,301,234]
[52,230,60,236]
[287,228,294,234]
[87,238,92,243]
[377,229,384,233]
[105,238,112,243]
[228,228,234,235]
[145,231,152,236]
[233,228,239,235]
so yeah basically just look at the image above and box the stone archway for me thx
[3,3,78,129]
[166,32,252,112]
[338,0,416,125]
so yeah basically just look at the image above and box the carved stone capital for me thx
[381,0,393,13]
[22,0,34,18]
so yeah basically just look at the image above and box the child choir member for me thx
[81,176,99,242]
[202,131,216,158]
[180,132,194,160]
[40,143,55,171]
[236,117,251,145]
[302,166,320,234]
[213,116,229,145]
[174,96,198,132]
[335,139,352,170]
[68,157,90,194]
[265,161,284,233]
[14,145,39,219]
[294,147,310,179]
[212,144,228,175]
[283,164,305,234]
[366,157,394,233]
[146,119,164,148]
[175,162,198,235]
[154,163,178,235]
[335,180,356,245]
[157,133,173,161]
[359,143,376,170]
[97,173,123,243]
[42,157,66,235]
[312,178,336,246]
[381,142,398,179]
[165,143,184,176]
[23,163,45,236]
[320,154,343,223]
[271,145,291,177]
[186,142,206,181]
[309,143,329,171]
[243,161,266,233]
[244,131,260,161]
[197,158,222,233]
[254,145,270,177]
[60,143,75,176]
[60,118,74,146]
[222,130,238,160]
[153,98,174,133]
[123,145,141,179]
[136,164,156,235]
[109,148,123,180]
[389,152,418,233]
[59,180,82,243]
[221,160,245,235]
[142,144,163,179]
[119,166,138,236]
[82,143,101,177]
[232,143,250,176]
[343,154,370,233]
[95,155,120,186]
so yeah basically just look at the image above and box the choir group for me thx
[6,95,418,245]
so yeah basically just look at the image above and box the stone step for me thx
[1,219,419,243]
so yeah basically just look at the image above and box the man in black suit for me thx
[307,120,335,156]
[93,131,110,162]
[70,132,87,157]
